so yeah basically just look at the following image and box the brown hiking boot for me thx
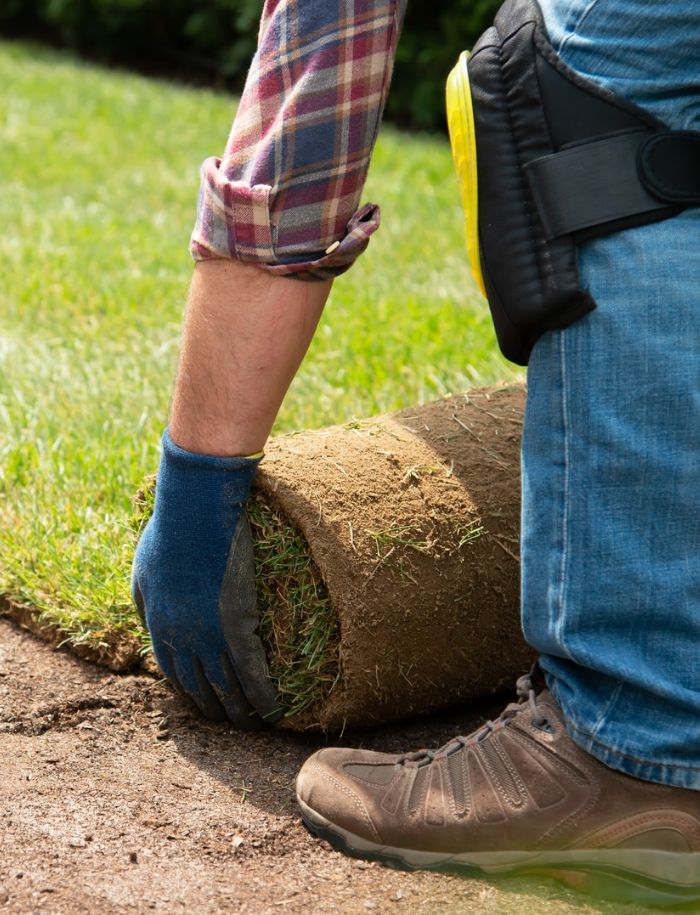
[296,671,700,906]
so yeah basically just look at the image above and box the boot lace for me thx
[399,669,551,768]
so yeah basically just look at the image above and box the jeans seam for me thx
[554,332,574,660]
[558,0,602,56]
[589,679,624,741]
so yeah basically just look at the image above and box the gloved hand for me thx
[131,430,282,728]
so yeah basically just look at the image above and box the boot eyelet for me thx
[534,716,555,734]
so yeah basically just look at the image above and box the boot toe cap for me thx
[297,748,396,845]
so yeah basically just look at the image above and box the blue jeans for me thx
[523,0,700,789]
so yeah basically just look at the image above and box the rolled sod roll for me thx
[251,383,533,732]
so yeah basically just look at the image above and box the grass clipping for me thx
[133,479,339,728]
[247,493,340,725]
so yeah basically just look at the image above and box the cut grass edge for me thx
[0,593,149,672]
[1,481,342,727]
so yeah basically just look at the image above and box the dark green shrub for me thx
[0,1,501,131]
[389,0,501,130]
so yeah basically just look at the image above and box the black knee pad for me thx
[447,0,700,365]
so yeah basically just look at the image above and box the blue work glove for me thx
[131,429,282,728]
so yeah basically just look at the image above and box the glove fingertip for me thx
[224,652,283,725]
[191,657,230,723]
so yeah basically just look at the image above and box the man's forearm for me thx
[136,2,402,726]
[174,1,406,457]
[169,259,330,457]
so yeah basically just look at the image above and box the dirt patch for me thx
[0,618,653,915]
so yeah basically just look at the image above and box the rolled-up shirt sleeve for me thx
[190,0,407,281]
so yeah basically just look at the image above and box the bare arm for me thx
[170,260,331,457]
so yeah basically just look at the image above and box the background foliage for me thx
[0,0,501,131]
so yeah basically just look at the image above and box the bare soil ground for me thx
[0,619,655,914]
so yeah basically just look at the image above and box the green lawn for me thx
[0,40,519,656]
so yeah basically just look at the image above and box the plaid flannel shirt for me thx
[190,0,407,281]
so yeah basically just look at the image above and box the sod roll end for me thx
[254,383,532,732]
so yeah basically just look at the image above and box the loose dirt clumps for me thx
[0,619,648,915]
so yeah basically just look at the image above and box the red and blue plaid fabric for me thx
[190,0,407,281]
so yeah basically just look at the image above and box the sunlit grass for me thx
[0,40,519,652]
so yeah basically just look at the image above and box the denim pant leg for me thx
[522,0,700,789]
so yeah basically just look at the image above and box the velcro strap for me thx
[639,131,700,204]
[524,130,663,239]
[524,129,699,240]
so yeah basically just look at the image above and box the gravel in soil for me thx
[0,619,657,914]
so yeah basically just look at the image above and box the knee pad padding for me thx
[450,0,699,365]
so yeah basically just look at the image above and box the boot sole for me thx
[299,797,700,908]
